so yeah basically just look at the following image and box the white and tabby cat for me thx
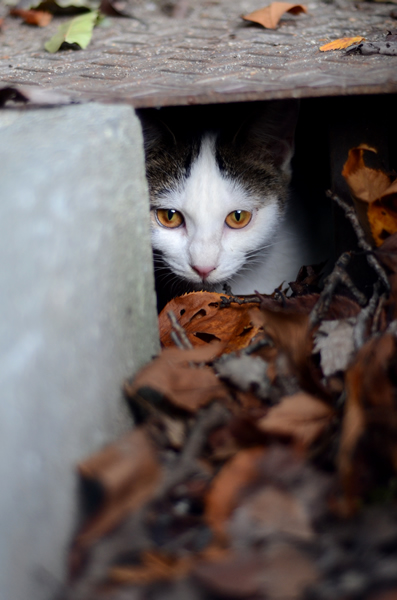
[139,101,318,305]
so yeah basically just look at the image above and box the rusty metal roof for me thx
[0,0,396,108]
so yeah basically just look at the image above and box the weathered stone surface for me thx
[0,104,159,600]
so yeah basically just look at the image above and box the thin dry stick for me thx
[353,283,380,350]
[310,251,367,327]
[219,294,261,307]
[167,310,193,350]
[327,191,390,291]
[371,293,387,336]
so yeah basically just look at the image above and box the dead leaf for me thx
[100,0,136,17]
[342,144,390,204]
[230,486,315,541]
[159,292,263,353]
[10,7,52,26]
[313,318,356,376]
[252,307,310,370]
[320,36,365,51]
[257,392,334,449]
[127,345,231,414]
[109,551,195,584]
[215,354,270,399]
[75,428,161,550]
[193,542,318,599]
[339,333,397,512]
[342,144,397,246]
[242,2,307,30]
[205,447,266,539]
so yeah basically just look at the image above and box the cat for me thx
[138,101,319,308]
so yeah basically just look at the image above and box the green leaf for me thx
[45,10,98,53]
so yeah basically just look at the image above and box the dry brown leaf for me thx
[319,36,365,51]
[339,334,397,513]
[109,551,195,584]
[342,145,390,204]
[205,447,266,538]
[252,307,310,370]
[342,144,397,247]
[193,543,318,599]
[230,486,315,540]
[242,2,307,30]
[10,8,52,27]
[129,345,231,413]
[74,429,161,550]
[257,392,334,449]
[160,292,263,353]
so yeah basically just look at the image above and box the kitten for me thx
[138,101,318,306]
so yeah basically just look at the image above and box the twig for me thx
[219,294,261,307]
[167,310,193,350]
[151,403,231,497]
[353,283,380,350]
[371,293,387,335]
[310,252,367,327]
[327,191,390,291]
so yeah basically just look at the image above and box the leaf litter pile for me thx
[64,149,397,600]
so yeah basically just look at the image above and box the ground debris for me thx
[63,145,397,600]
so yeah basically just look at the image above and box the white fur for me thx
[151,135,312,295]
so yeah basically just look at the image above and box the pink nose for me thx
[192,265,216,279]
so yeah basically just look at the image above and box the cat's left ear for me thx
[244,100,300,175]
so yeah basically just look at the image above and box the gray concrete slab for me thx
[0,103,159,600]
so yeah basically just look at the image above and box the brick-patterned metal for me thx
[0,0,396,107]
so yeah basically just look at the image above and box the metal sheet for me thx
[0,0,396,107]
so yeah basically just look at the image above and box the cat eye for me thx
[156,208,184,229]
[225,210,252,229]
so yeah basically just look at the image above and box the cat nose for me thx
[191,265,216,280]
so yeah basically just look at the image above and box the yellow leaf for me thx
[320,36,365,51]
[242,2,307,30]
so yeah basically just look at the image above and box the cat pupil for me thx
[235,211,242,221]
[168,210,175,220]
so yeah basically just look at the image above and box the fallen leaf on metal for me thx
[45,10,99,53]
[319,36,365,51]
[242,2,307,30]
[10,8,52,26]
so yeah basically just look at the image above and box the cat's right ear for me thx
[137,109,177,152]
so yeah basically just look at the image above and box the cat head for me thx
[139,100,299,289]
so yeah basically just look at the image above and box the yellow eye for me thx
[156,209,184,229]
[225,210,252,229]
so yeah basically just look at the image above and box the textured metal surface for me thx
[0,0,397,107]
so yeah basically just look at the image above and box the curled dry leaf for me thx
[252,307,310,370]
[108,551,195,585]
[339,333,397,512]
[242,2,307,30]
[205,447,266,539]
[10,8,52,26]
[319,36,365,51]
[159,292,263,353]
[193,543,318,600]
[230,486,315,541]
[74,429,161,551]
[128,345,230,414]
[342,144,397,247]
[257,392,334,449]
[313,318,356,377]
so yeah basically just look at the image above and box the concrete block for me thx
[0,104,159,600]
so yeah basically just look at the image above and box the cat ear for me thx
[237,100,300,174]
[137,109,177,152]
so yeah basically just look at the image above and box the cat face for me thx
[139,101,298,291]
[150,135,282,287]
